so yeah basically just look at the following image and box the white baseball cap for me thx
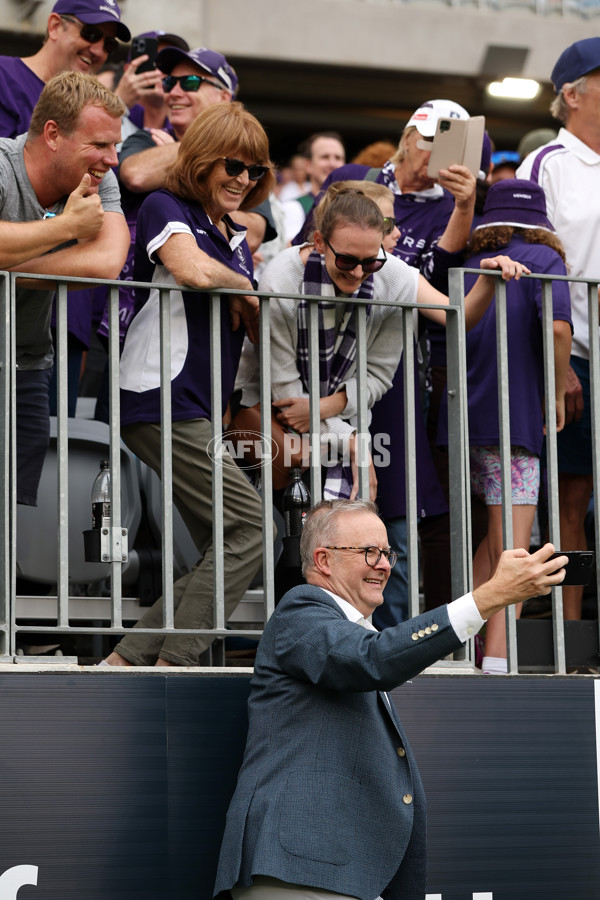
[406,99,470,137]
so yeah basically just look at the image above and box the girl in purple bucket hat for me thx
[438,177,573,674]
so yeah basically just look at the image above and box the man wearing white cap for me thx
[295,98,476,269]
[517,36,600,622]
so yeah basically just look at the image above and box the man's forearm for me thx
[0,217,86,269]
[10,213,130,281]
[119,144,179,193]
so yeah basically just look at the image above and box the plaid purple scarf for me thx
[297,248,374,499]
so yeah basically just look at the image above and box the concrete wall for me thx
[2,0,597,82]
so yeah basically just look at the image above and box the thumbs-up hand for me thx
[62,174,104,240]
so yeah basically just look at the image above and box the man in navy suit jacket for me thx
[214,499,567,900]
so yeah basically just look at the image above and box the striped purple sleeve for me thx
[528,144,565,184]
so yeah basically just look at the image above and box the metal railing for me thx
[1,267,598,672]
[450,267,600,674]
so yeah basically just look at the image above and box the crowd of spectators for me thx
[0,1,598,672]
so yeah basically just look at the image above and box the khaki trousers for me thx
[114,419,265,666]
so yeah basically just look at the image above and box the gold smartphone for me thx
[426,116,486,179]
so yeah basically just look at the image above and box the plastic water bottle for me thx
[282,468,310,538]
[91,459,111,530]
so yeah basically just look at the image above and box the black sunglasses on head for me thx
[162,73,223,93]
[324,238,386,274]
[221,157,269,181]
[60,15,118,54]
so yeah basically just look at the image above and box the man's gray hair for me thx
[300,498,379,577]
[550,74,588,124]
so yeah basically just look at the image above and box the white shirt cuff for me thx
[447,592,485,643]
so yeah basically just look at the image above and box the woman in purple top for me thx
[442,180,572,673]
[103,102,276,667]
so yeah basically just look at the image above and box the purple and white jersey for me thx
[437,236,572,456]
[120,189,253,425]
[0,57,44,139]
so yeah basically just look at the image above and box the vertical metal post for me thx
[108,282,123,623]
[258,296,276,622]
[495,277,518,672]
[402,312,420,619]
[159,288,174,630]
[588,282,600,654]
[209,292,225,630]
[354,303,370,500]
[0,274,11,657]
[308,299,322,501]
[541,278,565,672]
[55,281,70,626]
[446,270,472,602]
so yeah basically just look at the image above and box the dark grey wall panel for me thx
[0,674,597,900]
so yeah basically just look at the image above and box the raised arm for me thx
[436,164,477,254]
[415,256,531,329]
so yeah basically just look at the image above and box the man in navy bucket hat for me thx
[518,36,600,628]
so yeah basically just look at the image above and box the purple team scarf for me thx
[297,248,374,499]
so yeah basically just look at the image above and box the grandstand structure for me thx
[0,0,598,156]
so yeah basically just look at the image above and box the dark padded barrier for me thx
[0,673,597,900]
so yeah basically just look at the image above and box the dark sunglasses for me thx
[324,238,387,274]
[162,74,222,93]
[221,157,269,181]
[382,216,396,236]
[60,15,118,54]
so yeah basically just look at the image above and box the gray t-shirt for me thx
[0,132,123,369]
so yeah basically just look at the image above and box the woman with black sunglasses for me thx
[102,102,277,669]
[236,184,528,505]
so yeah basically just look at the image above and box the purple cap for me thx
[52,0,131,42]
[551,37,600,93]
[128,31,189,61]
[474,178,555,232]
[156,46,238,95]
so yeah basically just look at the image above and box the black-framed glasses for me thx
[324,546,398,568]
[162,74,222,94]
[382,216,396,236]
[221,157,269,181]
[324,238,386,274]
[60,15,118,54]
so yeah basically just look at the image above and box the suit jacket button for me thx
[403,793,413,804]
[425,627,432,635]
[397,747,406,757]
[418,630,425,637]
[411,633,419,641]
[431,623,439,631]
